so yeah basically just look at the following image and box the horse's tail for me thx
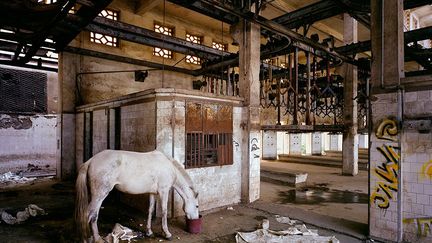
[75,162,90,241]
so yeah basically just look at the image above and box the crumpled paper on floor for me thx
[0,204,46,224]
[275,215,297,225]
[0,172,36,184]
[104,223,141,243]
[236,218,339,243]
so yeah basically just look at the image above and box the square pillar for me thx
[289,133,302,155]
[342,13,359,176]
[236,20,261,203]
[312,132,323,155]
[262,131,277,160]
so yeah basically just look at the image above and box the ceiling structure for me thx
[0,0,431,75]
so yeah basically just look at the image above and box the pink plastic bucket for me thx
[186,215,202,234]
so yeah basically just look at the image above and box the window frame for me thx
[89,9,120,47]
[185,102,233,169]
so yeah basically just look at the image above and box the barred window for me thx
[185,34,202,65]
[212,41,227,51]
[153,24,174,59]
[90,9,119,47]
[185,103,233,168]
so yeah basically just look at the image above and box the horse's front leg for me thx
[159,190,172,240]
[146,194,156,237]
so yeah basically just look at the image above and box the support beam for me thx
[236,20,261,203]
[202,0,354,64]
[371,0,404,88]
[63,46,196,75]
[271,0,342,30]
[342,14,359,176]
[85,16,230,61]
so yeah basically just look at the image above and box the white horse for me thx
[75,150,199,242]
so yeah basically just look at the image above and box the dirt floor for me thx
[0,175,367,243]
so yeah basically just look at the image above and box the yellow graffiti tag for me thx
[376,119,398,141]
[370,145,400,209]
[421,160,432,180]
[404,217,432,237]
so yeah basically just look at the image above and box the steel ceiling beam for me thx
[200,0,354,64]
[167,0,238,25]
[63,46,196,75]
[85,16,231,61]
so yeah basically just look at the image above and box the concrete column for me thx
[289,133,302,155]
[59,52,79,180]
[312,132,323,155]
[371,0,404,87]
[235,20,261,203]
[262,131,277,160]
[369,1,404,241]
[358,134,368,149]
[342,14,359,175]
[329,134,340,151]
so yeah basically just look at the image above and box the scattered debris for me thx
[275,215,297,225]
[227,206,234,211]
[0,172,36,184]
[0,204,46,225]
[26,163,41,172]
[105,223,140,243]
[236,219,339,243]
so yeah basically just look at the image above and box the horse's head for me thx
[184,189,199,220]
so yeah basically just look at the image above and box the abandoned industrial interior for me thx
[0,0,432,242]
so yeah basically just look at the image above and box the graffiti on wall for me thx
[371,118,400,209]
[251,137,260,158]
[421,160,432,180]
[370,145,400,209]
[376,119,398,142]
[404,217,432,237]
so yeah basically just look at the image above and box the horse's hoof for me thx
[165,236,173,241]
[146,232,154,238]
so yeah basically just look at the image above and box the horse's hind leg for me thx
[88,187,112,242]
[146,194,156,237]
[159,189,172,240]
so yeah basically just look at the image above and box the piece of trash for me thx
[101,207,104,209]
[275,215,297,225]
[105,223,139,243]
[235,219,339,243]
[227,206,234,210]
[158,240,163,242]
[0,172,36,184]
[220,217,223,219]
[176,237,180,240]
[261,219,269,230]
[0,204,46,225]
[139,223,143,227]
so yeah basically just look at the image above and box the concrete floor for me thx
[0,161,369,243]
[260,160,369,225]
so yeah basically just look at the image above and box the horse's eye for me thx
[196,205,199,208]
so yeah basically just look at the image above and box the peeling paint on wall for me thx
[0,115,32,129]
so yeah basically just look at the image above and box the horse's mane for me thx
[170,158,196,193]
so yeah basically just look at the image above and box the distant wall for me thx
[0,66,59,176]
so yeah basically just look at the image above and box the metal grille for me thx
[185,103,233,168]
[0,67,47,114]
